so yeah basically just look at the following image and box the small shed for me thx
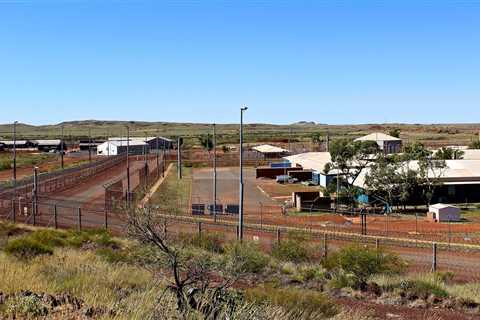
[428,203,461,222]
[252,144,289,159]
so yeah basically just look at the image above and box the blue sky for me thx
[1,0,480,125]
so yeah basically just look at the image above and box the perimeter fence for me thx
[2,198,480,282]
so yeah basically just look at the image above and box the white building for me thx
[97,140,149,156]
[428,203,461,222]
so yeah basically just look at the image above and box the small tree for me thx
[127,208,242,315]
[402,142,446,206]
[364,154,401,208]
[326,139,380,205]
[469,140,480,149]
[199,134,214,152]
[388,128,401,138]
[435,147,464,160]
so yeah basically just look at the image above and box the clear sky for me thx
[1,0,479,125]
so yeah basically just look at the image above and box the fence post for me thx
[77,208,82,231]
[33,166,38,226]
[323,233,328,258]
[236,225,240,241]
[276,228,281,245]
[11,199,16,223]
[104,207,108,230]
[432,242,437,272]
[375,238,380,251]
[198,221,202,237]
[54,205,58,229]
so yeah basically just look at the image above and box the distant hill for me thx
[0,120,479,148]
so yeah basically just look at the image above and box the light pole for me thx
[13,121,18,182]
[61,126,64,169]
[213,123,217,222]
[239,105,248,241]
[126,126,131,206]
[88,128,92,163]
[156,130,160,178]
[13,121,18,220]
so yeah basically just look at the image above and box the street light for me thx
[13,121,18,182]
[13,121,18,220]
[60,125,64,169]
[126,126,131,206]
[239,105,248,241]
[213,123,217,222]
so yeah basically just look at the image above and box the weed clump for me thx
[246,286,338,319]
[4,237,53,259]
[224,242,269,274]
[181,232,225,253]
[323,245,405,289]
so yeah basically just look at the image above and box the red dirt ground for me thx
[0,154,97,181]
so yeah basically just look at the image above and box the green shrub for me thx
[5,295,48,317]
[182,233,225,253]
[246,286,338,318]
[399,279,448,298]
[272,239,312,263]
[65,229,116,248]
[96,247,131,264]
[323,245,405,288]
[225,242,269,274]
[28,229,68,248]
[4,238,53,259]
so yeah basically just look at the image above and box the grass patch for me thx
[4,238,53,259]
[180,232,225,253]
[272,237,314,263]
[246,285,338,319]
[323,245,405,288]
[224,241,270,274]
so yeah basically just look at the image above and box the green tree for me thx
[402,142,446,206]
[198,134,213,152]
[388,128,401,138]
[364,154,401,208]
[434,147,464,160]
[310,132,323,145]
[469,140,480,149]
[327,139,380,204]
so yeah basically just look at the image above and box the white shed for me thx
[428,203,461,222]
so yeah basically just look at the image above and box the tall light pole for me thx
[13,121,18,219]
[60,125,64,169]
[213,123,217,222]
[156,130,160,178]
[88,128,92,163]
[126,126,131,206]
[239,105,248,241]
[13,121,18,182]
[177,137,182,179]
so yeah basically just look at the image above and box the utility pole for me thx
[177,137,182,179]
[156,131,160,178]
[13,121,18,182]
[239,105,248,241]
[12,121,18,220]
[144,132,148,187]
[61,125,64,169]
[126,126,131,206]
[213,123,217,222]
[88,128,92,163]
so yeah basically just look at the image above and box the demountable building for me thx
[428,203,461,222]
[97,140,149,156]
